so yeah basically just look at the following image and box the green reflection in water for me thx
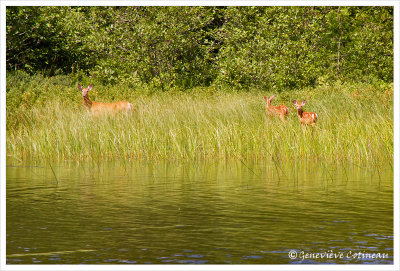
[6,160,393,264]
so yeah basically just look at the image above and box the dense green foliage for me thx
[7,6,393,90]
[6,72,393,163]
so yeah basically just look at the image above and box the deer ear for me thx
[264,96,268,101]
[301,100,306,106]
[78,84,83,91]
[270,95,274,100]
[292,100,297,105]
[88,85,93,91]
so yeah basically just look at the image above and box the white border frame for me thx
[1,1,399,271]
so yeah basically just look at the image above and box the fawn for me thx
[264,95,289,122]
[292,100,318,132]
[78,84,134,116]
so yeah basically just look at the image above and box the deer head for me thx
[78,84,93,98]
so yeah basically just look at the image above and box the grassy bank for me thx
[6,72,393,164]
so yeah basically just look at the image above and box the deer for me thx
[78,84,134,116]
[264,95,289,122]
[292,99,318,133]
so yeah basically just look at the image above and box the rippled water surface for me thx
[6,161,393,264]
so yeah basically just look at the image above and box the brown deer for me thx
[292,100,318,133]
[78,84,134,116]
[264,95,289,122]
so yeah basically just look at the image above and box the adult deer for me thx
[78,84,134,116]
[264,95,289,122]
[292,100,318,133]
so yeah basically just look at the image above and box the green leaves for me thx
[215,6,393,90]
[6,6,393,89]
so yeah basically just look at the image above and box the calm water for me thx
[6,160,393,264]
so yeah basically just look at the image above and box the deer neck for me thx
[296,108,304,119]
[83,95,93,110]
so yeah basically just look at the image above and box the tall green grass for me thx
[6,72,393,164]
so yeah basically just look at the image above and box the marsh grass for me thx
[6,73,393,164]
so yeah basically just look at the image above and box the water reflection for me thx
[6,160,393,264]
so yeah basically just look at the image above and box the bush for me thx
[6,6,393,89]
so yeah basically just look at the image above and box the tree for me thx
[6,6,393,89]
